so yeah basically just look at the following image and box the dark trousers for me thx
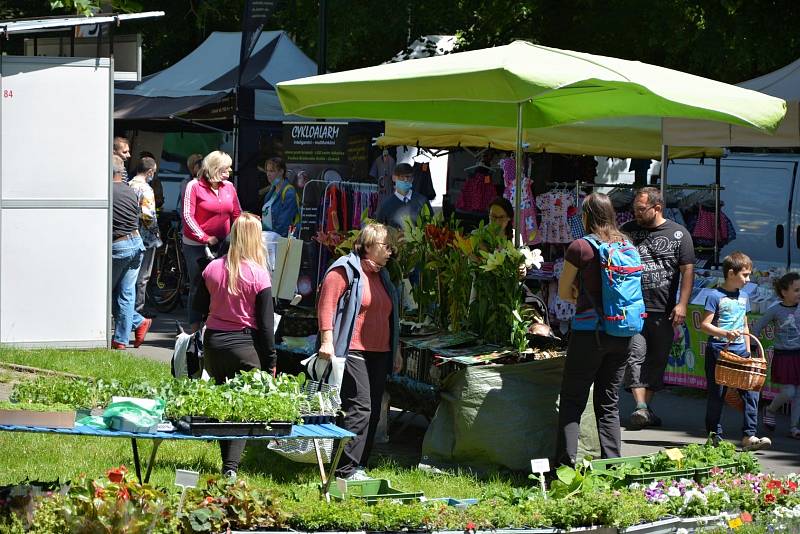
[203,329,262,473]
[336,351,390,478]
[704,344,759,438]
[555,331,633,466]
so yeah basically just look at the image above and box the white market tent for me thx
[663,57,800,147]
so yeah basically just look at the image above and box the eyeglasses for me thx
[633,204,656,214]
[375,242,392,250]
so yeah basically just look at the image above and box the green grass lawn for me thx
[0,348,515,499]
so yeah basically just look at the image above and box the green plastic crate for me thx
[591,455,696,484]
[329,479,424,504]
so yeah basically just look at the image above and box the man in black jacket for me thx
[375,163,432,230]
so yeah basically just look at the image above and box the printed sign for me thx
[283,121,349,164]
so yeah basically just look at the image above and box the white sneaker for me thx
[344,468,371,481]
[741,435,772,451]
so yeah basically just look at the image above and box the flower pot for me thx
[618,516,680,533]
[675,514,726,530]
[556,527,617,533]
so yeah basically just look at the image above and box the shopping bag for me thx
[103,397,165,433]
[268,355,343,463]
[171,323,205,380]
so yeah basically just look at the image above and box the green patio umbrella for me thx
[375,117,722,159]
[277,40,786,244]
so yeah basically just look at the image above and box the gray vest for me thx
[320,252,399,358]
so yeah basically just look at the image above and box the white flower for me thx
[520,247,543,269]
[676,529,689,534]
[683,489,707,505]
[667,486,682,497]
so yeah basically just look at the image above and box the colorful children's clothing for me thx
[501,158,541,245]
[535,191,572,244]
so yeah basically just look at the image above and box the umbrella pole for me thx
[660,143,669,195]
[514,102,523,247]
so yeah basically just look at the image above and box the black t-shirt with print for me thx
[621,219,695,313]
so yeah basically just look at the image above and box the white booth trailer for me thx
[0,55,113,347]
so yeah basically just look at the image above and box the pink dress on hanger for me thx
[501,158,542,245]
[535,191,573,243]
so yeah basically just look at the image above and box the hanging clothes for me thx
[501,157,542,245]
[535,190,573,244]
[412,162,437,202]
[455,169,496,212]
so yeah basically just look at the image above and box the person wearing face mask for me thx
[261,156,299,237]
[375,163,432,230]
[129,157,163,318]
[316,223,402,480]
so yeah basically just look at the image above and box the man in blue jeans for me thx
[111,155,152,349]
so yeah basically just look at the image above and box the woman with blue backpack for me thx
[554,193,646,467]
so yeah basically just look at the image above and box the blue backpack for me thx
[571,234,646,337]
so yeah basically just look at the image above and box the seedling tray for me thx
[301,414,338,425]
[329,478,424,504]
[591,454,695,484]
[176,416,292,437]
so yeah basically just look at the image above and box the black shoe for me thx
[629,408,652,430]
[648,408,662,427]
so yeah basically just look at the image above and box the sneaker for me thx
[741,435,772,451]
[223,469,237,481]
[111,341,126,350]
[343,468,371,481]
[629,408,652,429]
[647,407,662,427]
[133,318,152,348]
[762,406,777,432]
[789,428,800,440]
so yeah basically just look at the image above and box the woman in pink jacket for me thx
[182,150,242,328]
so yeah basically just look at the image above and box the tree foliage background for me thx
[2,0,800,84]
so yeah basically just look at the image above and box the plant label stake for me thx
[175,469,199,514]
[530,458,550,499]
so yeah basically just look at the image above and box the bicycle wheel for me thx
[146,246,182,313]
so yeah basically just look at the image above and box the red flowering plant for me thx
[312,229,346,254]
[55,468,177,532]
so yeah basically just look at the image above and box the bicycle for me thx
[146,213,188,313]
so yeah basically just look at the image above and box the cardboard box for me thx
[0,409,75,429]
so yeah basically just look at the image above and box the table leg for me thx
[143,439,163,483]
[131,438,143,483]
[322,437,349,500]
[313,439,326,486]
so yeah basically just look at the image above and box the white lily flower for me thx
[520,247,543,269]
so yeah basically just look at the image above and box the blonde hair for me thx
[226,213,268,295]
[352,223,390,257]
[202,151,232,183]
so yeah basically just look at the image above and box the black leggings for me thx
[203,329,262,473]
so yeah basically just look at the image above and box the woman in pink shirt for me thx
[316,223,401,481]
[182,150,242,328]
[193,213,275,478]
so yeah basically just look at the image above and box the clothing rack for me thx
[300,179,380,288]
[546,181,726,264]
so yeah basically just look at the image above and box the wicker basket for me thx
[715,333,767,392]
